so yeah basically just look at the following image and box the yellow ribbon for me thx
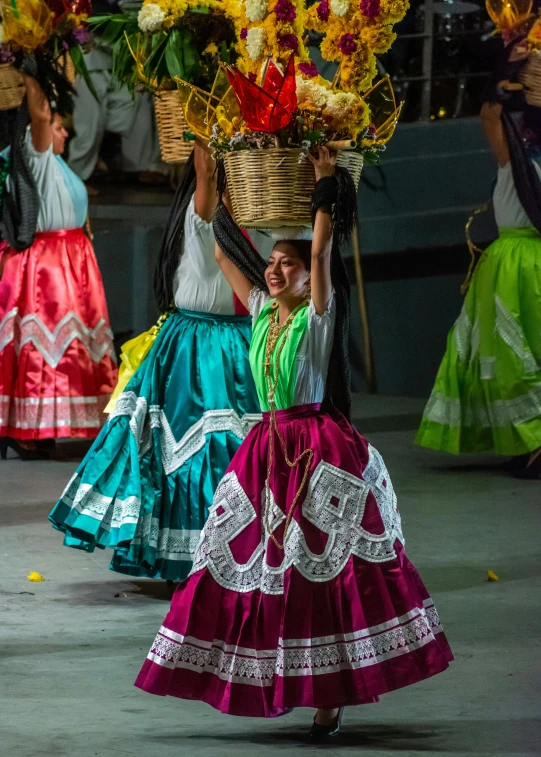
[461,202,491,295]
[104,311,173,414]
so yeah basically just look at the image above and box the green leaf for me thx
[69,46,100,102]
[99,19,130,45]
[180,29,198,82]
[219,41,230,64]
[190,6,211,13]
[165,33,185,80]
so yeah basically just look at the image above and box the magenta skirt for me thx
[135,404,453,716]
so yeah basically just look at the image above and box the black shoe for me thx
[498,453,529,472]
[0,437,50,461]
[308,707,344,740]
[514,452,541,480]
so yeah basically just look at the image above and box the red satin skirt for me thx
[0,229,117,440]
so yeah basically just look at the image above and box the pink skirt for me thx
[135,404,453,717]
[0,229,117,440]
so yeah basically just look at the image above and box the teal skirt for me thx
[417,228,541,455]
[49,309,261,580]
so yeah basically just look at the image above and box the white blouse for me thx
[173,197,235,314]
[23,129,87,232]
[493,160,541,229]
[248,288,336,407]
[173,198,275,314]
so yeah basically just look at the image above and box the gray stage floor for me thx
[1,395,540,757]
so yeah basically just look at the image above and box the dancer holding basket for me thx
[0,72,117,458]
[135,148,453,736]
[49,140,267,581]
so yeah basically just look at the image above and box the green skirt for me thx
[417,227,541,456]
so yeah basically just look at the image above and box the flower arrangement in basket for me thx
[0,0,96,111]
[484,0,541,107]
[175,0,405,227]
[520,11,541,106]
[89,0,240,162]
[304,0,409,93]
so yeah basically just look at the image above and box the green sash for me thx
[249,300,309,411]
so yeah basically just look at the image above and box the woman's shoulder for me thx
[248,287,272,320]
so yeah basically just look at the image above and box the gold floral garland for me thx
[305,0,409,92]
[234,0,311,75]
[527,13,541,50]
[138,0,240,34]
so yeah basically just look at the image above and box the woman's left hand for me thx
[308,146,337,182]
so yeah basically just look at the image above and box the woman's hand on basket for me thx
[308,146,337,182]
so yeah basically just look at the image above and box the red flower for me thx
[298,61,318,77]
[274,0,297,21]
[226,54,298,133]
[278,34,299,52]
[360,0,381,18]
[338,33,357,55]
[317,0,330,21]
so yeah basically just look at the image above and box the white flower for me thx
[326,91,356,120]
[245,0,268,22]
[330,0,349,16]
[296,77,330,109]
[138,3,166,33]
[246,27,267,61]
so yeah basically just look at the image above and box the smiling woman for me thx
[135,146,453,736]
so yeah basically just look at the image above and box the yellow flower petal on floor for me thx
[487,570,500,582]
[27,571,44,582]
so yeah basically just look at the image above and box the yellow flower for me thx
[528,19,541,49]
[361,24,396,55]
[27,571,44,582]
[204,42,219,54]
[379,0,409,24]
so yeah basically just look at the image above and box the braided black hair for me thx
[213,164,357,420]
[153,153,197,312]
[482,44,541,234]
[0,98,39,251]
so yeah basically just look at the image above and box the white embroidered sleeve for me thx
[248,288,271,326]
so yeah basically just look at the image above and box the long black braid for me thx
[482,44,541,233]
[212,164,357,420]
[153,153,196,312]
[0,98,39,251]
[0,53,76,250]
[502,109,541,233]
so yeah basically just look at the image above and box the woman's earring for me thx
[271,300,279,310]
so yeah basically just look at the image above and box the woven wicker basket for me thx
[0,64,24,111]
[224,148,363,228]
[154,90,193,164]
[521,50,541,107]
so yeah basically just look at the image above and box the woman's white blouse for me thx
[173,197,236,314]
[173,197,275,314]
[23,129,88,232]
[248,288,336,407]
[493,160,541,229]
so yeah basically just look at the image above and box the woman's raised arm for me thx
[21,74,53,154]
[193,139,218,222]
[307,147,336,315]
[214,240,255,309]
